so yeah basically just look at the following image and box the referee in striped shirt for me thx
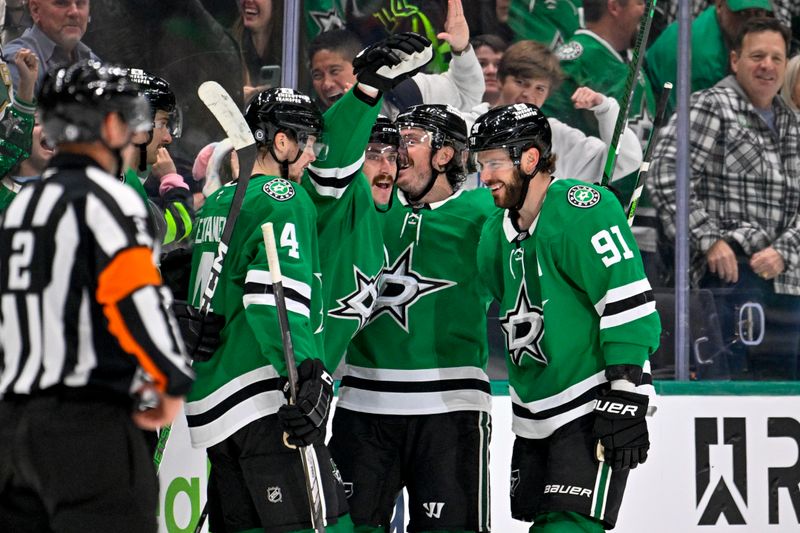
[0,60,194,532]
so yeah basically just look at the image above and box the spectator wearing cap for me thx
[646,0,773,117]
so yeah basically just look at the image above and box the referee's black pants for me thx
[0,395,158,532]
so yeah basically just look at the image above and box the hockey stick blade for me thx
[198,81,255,151]
[262,222,327,533]
[195,82,257,314]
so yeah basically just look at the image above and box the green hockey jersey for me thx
[342,187,499,415]
[303,88,385,371]
[544,29,655,147]
[0,178,21,213]
[0,60,34,181]
[185,175,323,448]
[477,179,660,439]
[508,0,583,50]
[646,6,728,118]
[121,166,193,249]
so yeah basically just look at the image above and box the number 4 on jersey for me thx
[280,223,300,259]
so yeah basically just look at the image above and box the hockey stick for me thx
[625,82,673,226]
[600,0,658,187]
[595,84,670,464]
[153,82,256,478]
[262,221,327,533]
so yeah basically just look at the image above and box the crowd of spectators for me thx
[2,0,800,382]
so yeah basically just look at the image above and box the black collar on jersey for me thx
[46,153,105,175]
[397,187,464,211]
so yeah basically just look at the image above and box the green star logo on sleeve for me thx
[567,185,600,208]
[555,41,583,61]
[263,178,295,201]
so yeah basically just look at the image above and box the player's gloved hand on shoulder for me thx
[592,388,650,470]
[278,358,334,447]
[171,301,224,362]
[353,32,433,93]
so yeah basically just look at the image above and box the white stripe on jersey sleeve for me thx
[593,278,653,316]
[39,206,80,389]
[31,183,64,226]
[308,156,364,179]
[307,156,365,199]
[599,301,657,330]
[1,185,35,229]
[243,293,311,318]
[244,268,312,317]
[131,286,194,378]
[64,289,97,387]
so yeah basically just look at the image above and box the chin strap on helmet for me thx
[510,144,545,212]
[268,134,301,181]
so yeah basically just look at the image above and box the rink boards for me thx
[157,384,800,532]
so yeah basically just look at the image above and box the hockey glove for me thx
[278,358,334,447]
[592,389,650,470]
[352,32,434,93]
[171,301,224,362]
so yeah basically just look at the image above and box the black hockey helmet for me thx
[369,115,401,147]
[469,103,551,165]
[395,104,467,152]
[39,59,151,145]
[245,87,327,160]
[126,68,182,138]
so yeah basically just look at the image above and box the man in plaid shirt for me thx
[650,17,800,379]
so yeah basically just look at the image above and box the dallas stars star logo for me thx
[309,9,344,33]
[500,280,547,366]
[372,245,455,332]
[329,266,381,331]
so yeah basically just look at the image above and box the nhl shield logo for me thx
[263,178,295,201]
[267,486,282,503]
[567,185,600,208]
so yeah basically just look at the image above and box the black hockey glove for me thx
[592,389,650,471]
[278,358,334,447]
[171,301,225,362]
[352,32,433,93]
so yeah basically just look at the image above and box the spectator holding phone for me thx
[232,0,283,102]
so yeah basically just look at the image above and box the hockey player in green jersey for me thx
[329,104,497,533]
[302,32,434,371]
[0,48,38,211]
[471,103,660,532]
[544,0,655,145]
[183,87,349,532]
[121,69,194,251]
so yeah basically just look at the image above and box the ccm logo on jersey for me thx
[593,399,641,416]
[544,484,592,497]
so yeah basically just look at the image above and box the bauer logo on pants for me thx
[263,178,295,201]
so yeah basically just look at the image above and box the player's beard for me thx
[493,168,526,209]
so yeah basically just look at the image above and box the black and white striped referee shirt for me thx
[0,154,194,401]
